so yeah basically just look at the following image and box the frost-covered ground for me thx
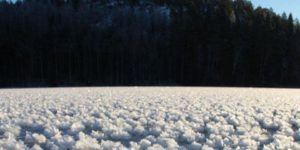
[1,87,300,150]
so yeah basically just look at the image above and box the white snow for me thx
[0,87,300,149]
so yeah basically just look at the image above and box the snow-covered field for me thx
[1,87,300,149]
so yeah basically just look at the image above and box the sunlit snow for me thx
[0,87,300,149]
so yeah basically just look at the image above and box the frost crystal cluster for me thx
[0,87,300,149]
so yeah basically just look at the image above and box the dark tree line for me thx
[1,0,300,87]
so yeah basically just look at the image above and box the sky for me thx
[251,0,300,19]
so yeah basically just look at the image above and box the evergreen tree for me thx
[0,0,300,87]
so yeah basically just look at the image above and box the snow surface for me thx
[0,87,300,149]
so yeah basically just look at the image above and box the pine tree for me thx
[288,13,294,34]
[71,0,81,10]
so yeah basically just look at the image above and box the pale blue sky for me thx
[251,0,300,19]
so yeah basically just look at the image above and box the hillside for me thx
[1,0,300,87]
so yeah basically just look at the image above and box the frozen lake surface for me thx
[0,87,300,149]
